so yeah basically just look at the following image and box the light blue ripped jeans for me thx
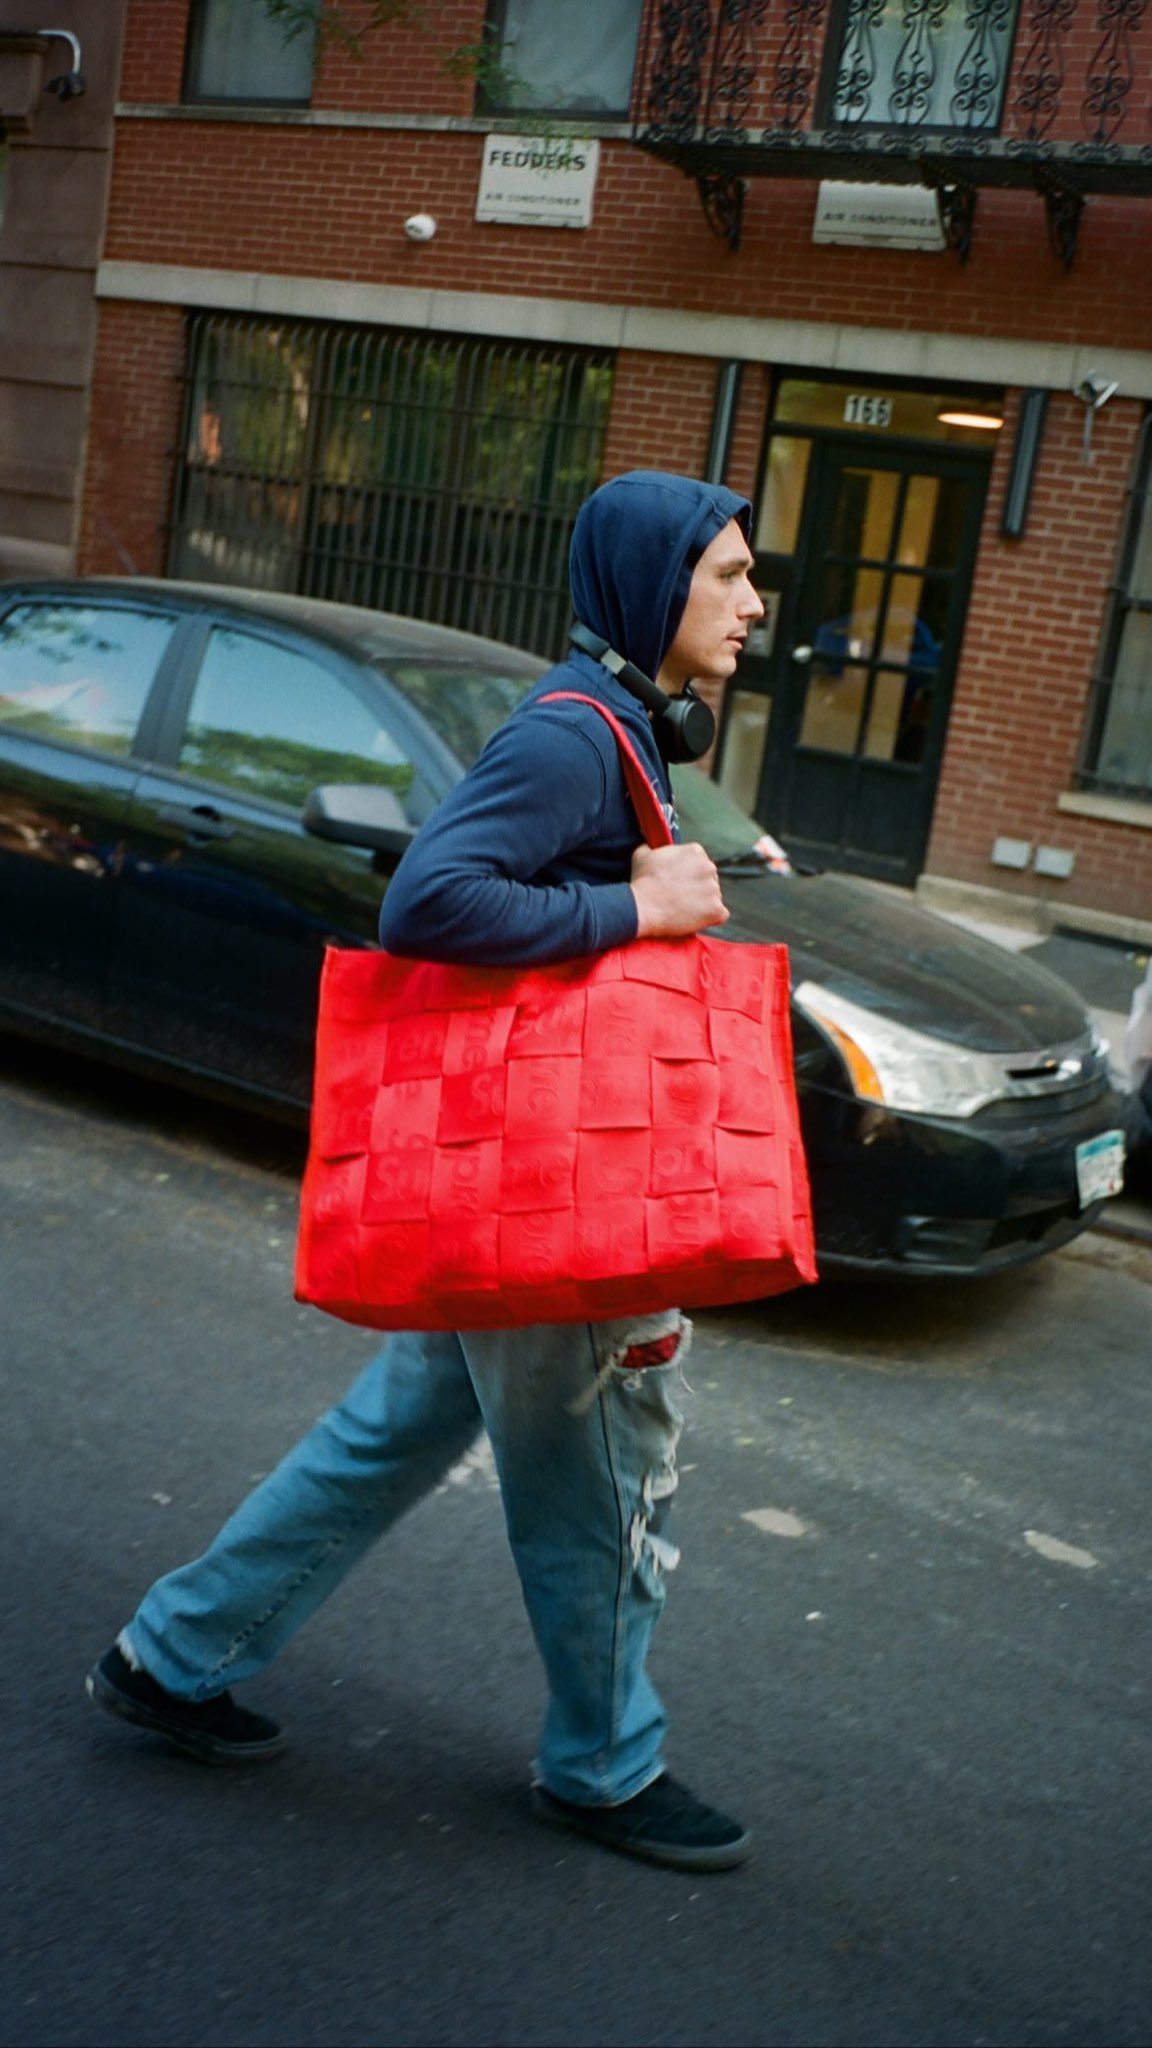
[123,1312,689,1806]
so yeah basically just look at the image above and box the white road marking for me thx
[1024,1529,1100,1570]
[441,1438,498,1490]
[742,1506,809,1539]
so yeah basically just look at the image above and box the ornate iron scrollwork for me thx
[830,0,885,124]
[631,0,1152,270]
[646,0,713,140]
[696,171,747,247]
[774,0,833,131]
[951,0,1016,128]
[890,0,950,125]
[710,0,771,140]
[1013,0,1077,139]
[1082,0,1150,145]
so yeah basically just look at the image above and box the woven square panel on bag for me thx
[295,931,817,1331]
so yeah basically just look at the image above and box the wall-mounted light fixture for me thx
[937,408,1004,430]
[39,28,84,100]
[1073,371,1119,462]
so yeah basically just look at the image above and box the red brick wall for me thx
[103,112,1152,354]
[599,351,715,481]
[313,1,484,115]
[78,300,186,577]
[110,2,1151,350]
[118,0,188,101]
[926,392,1149,918]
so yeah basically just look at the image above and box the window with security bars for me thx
[1081,416,1152,800]
[822,0,1021,132]
[168,315,615,658]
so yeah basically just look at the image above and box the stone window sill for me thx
[1057,790,1152,830]
[115,104,631,138]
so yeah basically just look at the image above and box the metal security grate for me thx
[168,314,615,657]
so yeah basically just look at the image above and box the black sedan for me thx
[0,578,1135,1278]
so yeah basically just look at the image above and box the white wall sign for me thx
[477,134,600,228]
[813,181,945,252]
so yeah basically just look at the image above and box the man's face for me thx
[658,518,764,691]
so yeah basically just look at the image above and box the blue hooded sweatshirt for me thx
[378,471,752,967]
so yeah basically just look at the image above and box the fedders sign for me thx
[476,134,600,228]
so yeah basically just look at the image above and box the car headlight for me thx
[793,981,1012,1118]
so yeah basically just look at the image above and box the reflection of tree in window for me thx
[177,627,418,812]
[0,605,172,752]
[180,726,415,811]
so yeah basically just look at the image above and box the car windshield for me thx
[381,661,539,765]
[670,765,764,860]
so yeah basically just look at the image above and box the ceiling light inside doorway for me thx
[937,409,1004,429]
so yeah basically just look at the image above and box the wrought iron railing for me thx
[634,0,1152,260]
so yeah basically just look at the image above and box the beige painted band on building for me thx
[94,260,1152,401]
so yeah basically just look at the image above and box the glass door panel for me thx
[829,467,901,561]
[882,571,940,668]
[896,473,939,564]
[813,563,886,665]
[755,436,811,554]
[899,472,972,570]
[799,663,869,754]
[862,670,933,763]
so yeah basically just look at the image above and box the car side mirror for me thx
[302,783,416,857]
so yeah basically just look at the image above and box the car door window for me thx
[178,626,419,812]
[0,603,174,754]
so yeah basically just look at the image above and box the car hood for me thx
[718,865,1092,1054]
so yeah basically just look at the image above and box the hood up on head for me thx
[569,470,752,682]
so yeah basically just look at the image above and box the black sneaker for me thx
[531,1772,751,1871]
[86,1645,286,1765]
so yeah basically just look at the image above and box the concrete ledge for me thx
[94,260,1152,396]
[1056,790,1152,831]
[915,872,1152,949]
[0,535,75,578]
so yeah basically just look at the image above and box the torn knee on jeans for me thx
[566,1311,693,1416]
[615,1310,692,1389]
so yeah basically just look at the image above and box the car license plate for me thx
[1075,1129,1126,1208]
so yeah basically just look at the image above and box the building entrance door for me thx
[752,438,989,884]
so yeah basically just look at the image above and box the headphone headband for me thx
[568,623,715,763]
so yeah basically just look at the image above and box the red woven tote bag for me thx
[294,695,817,1330]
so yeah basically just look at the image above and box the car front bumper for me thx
[801,1078,1143,1278]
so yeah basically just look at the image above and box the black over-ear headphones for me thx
[568,622,715,764]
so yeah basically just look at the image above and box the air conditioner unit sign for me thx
[477,134,600,227]
[813,181,945,251]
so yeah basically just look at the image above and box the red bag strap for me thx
[538,690,674,850]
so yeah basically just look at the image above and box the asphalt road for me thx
[3,1042,1152,2048]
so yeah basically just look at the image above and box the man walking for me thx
[87,470,765,1873]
